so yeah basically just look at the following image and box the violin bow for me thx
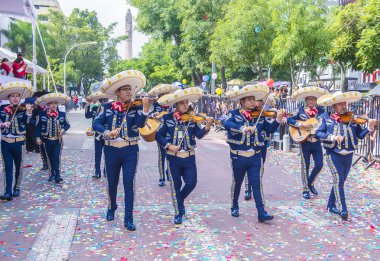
[252,94,270,130]
[177,103,198,150]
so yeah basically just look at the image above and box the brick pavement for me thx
[0,109,379,260]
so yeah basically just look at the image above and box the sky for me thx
[58,0,150,58]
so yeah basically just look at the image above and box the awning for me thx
[367,84,380,97]
[0,47,47,74]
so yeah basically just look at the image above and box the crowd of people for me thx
[0,53,28,79]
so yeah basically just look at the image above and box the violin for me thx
[123,97,157,109]
[8,104,27,114]
[250,109,278,118]
[179,111,221,125]
[340,111,379,125]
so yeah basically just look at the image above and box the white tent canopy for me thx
[0,47,47,74]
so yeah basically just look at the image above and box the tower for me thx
[125,9,133,59]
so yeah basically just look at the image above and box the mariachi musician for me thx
[316,91,377,220]
[147,84,178,187]
[224,84,284,222]
[0,81,33,201]
[35,93,71,184]
[85,91,110,179]
[93,70,151,231]
[155,87,214,225]
[287,87,328,199]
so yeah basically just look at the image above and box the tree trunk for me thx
[191,71,197,86]
[338,62,347,92]
[220,67,227,90]
[289,57,297,94]
[195,68,202,86]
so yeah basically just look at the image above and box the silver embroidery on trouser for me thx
[300,146,309,192]
[157,143,164,180]
[259,158,265,206]
[58,139,63,177]
[43,142,53,178]
[326,154,342,211]
[166,159,179,215]
[14,145,25,190]
[244,174,249,191]
[230,158,235,209]
[1,149,6,193]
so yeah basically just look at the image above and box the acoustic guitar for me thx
[289,118,320,143]
[139,111,168,142]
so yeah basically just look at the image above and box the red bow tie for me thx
[331,113,342,123]
[4,105,13,115]
[173,111,182,122]
[305,107,318,117]
[161,105,170,109]
[47,110,59,118]
[241,110,253,121]
[111,101,125,112]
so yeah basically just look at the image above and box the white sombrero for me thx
[0,81,33,100]
[148,84,179,96]
[87,91,110,100]
[226,84,269,101]
[100,70,146,95]
[317,91,362,106]
[292,87,328,101]
[36,93,70,106]
[158,87,203,106]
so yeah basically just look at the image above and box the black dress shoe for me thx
[55,176,63,184]
[92,173,101,179]
[12,189,20,197]
[258,213,274,222]
[308,185,318,195]
[158,180,165,187]
[180,208,186,216]
[340,211,348,221]
[124,221,136,231]
[231,208,239,217]
[106,208,116,221]
[302,191,311,199]
[48,175,55,181]
[41,165,49,171]
[244,190,252,200]
[0,193,13,201]
[327,206,340,215]
[174,214,183,224]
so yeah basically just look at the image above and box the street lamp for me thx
[63,41,97,95]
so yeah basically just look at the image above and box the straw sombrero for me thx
[292,87,328,101]
[158,87,203,106]
[317,91,362,106]
[87,91,110,101]
[36,93,70,106]
[226,84,268,101]
[0,81,33,100]
[100,70,146,95]
[148,84,179,96]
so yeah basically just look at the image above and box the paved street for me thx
[0,109,379,260]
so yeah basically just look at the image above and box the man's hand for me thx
[167,144,180,153]
[368,119,377,130]
[276,109,285,123]
[142,97,151,113]
[1,122,11,128]
[334,135,344,145]
[107,128,121,139]
[36,139,42,145]
[205,117,214,131]
[244,126,256,133]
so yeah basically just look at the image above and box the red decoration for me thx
[241,110,253,121]
[4,105,13,115]
[47,110,59,118]
[266,79,274,87]
[331,113,342,123]
[305,108,318,117]
[111,101,125,112]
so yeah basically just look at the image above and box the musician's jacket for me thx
[287,106,325,128]
[0,105,29,136]
[223,109,280,151]
[155,112,209,151]
[85,104,105,138]
[92,102,148,142]
[35,110,70,139]
[315,112,370,154]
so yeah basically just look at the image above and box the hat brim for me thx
[226,84,268,101]
[36,93,70,106]
[292,87,328,101]
[317,92,362,106]
[158,87,203,106]
[148,84,179,96]
[87,92,110,100]
[100,70,146,95]
[0,83,33,100]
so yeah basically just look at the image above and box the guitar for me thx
[139,111,168,142]
[289,118,320,143]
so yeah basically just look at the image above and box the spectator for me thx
[1,58,11,75]
[72,95,79,111]
[12,57,27,79]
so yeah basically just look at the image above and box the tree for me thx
[270,0,331,90]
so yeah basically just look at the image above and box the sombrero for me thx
[158,87,203,106]
[0,81,33,100]
[148,84,179,96]
[317,91,362,106]
[292,87,328,101]
[226,84,268,101]
[36,92,70,106]
[257,93,277,107]
[87,91,110,101]
[100,70,146,95]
